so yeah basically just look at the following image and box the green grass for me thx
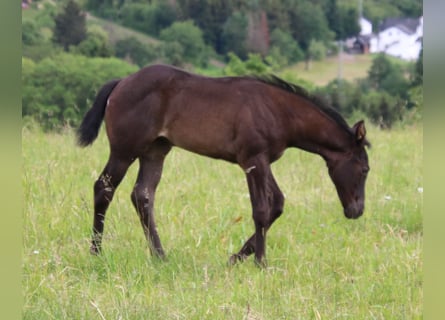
[286,53,374,87]
[286,53,414,87]
[22,124,422,319]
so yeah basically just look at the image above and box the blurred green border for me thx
[0,0,22,318]
[4,0,437,318]
[424,1,445,319]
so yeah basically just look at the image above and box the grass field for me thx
[287,53,374,87]
[22,123,422,319]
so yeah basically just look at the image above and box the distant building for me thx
[347,16,423,61]
[359,16,373,35]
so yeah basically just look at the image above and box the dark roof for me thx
[379,17,421,35]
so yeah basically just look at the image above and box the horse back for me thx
[104,65,292,162]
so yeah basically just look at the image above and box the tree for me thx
[411,46,423,86]
[367,53,394,90]
[119,2,176,36]
[52,0,87,51]
[269,28,304,65]
[289,1,333,51]
[75,25,114,58]
[160,41,185,67]
[367,53,409,97]
[159,20,209,67]
[22,21,43,46]
[246,10,270,56]
[325,0,360,40]
[115,37,158,67]
[177,0,234,54]
[365,91,404,129]
[339,7,361,40]
[222,12,248,59]
[305,39,327,70]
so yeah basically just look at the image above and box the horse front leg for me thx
[229,158,271,267]
[229,168,284,267]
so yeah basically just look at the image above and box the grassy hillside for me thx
[86,14,160,46]
[285,52,413,87]
[22,124,422,319]
[287,53,374,86]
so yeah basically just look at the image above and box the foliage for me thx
[336,6,361,40]
[314,79,361,118]
[289,1,334,51]
[223,52,271,76]
[22,53,138,131]
[307,39,327,61]
[52,0,87,51]
[411,46,423,87]
[363,90,405,129]
[312,51,421,129]
[73,25,114,58]
[81,0,422,64]
[269,28,304,65]
[221,12,248,59]
[362,0,422,27]
[22,20,44,46]
[159,20,210,67]
[245,9,270,56]
[367,53,410,97]
[177,0,234,54]
[159,41,185,67]
[119,2,177,37]
[115,37,158,67]
[21,0,423,131]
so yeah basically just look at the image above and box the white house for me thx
[350,16,423,61]
[369,16,423,60]
[359,16,372,35]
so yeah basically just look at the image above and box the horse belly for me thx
[163,119,237,162]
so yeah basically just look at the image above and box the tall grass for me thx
[22,123,422,319]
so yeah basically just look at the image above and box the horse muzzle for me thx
[344,201,364,219]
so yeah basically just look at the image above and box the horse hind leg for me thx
[131,139,171,258]
[91,154,133,255]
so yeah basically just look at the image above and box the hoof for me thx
[90,245,101,255]
[228,254,247,266]
[228,254,238,266]
[153,252,166,261]
[254,258,267,269]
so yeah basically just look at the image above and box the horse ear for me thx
[353,120,366,143]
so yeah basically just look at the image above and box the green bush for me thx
[115,37,158,67]
[269,28,304,65]
[363,90,405,129]
[119,2,176,36]
[159,20,210,67]
[22,53,138,131]
[221,12,248,59]
[74,25,114,58]
[223,52,271,76]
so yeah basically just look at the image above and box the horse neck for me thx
[287,109,353,159]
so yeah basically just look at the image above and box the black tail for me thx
[76,79,121,147]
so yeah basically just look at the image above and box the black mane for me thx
[250,74,353,134]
